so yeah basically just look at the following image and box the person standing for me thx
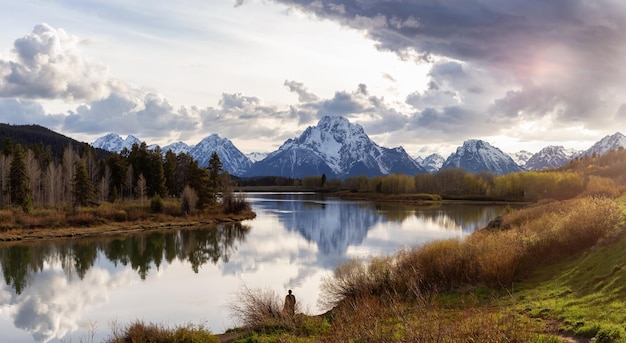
[283,289,296,316]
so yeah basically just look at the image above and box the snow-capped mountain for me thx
[162,141,193,155]
[525,146,579,170]
[509,150,534,167]
[442,139,523,175]
[189,134,252,176]
[91,133,141,152]
[246,116,426,178]
[580,132,626,157]
[246,152,268,162]
[419,153,445,173]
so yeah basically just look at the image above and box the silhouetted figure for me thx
[283,289,296,316]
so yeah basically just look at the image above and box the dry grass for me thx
[105,321,218,343]
[313,196,624,342]
[0,199,256,242]
[320,196,622,309]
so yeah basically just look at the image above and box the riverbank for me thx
[207,195,626,342]
[0,200,256,242]
[331,189,531,205]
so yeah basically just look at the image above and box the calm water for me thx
[0,193,512,342]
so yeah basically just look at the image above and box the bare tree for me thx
[99,165,111,202]
[43,162,62,207]
[135,173,147,205]
[25,149,42,206]
[62,145,78,204]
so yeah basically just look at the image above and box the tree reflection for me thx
[0,223,250,292]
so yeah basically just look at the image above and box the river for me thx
[0,193,512,342]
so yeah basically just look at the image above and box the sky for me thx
[1,0,625,157]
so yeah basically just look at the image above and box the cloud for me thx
[62,92,199,138]
[0,99,63,127]
[273,0,626,134]
[284,80,319,102]
[0,24,120,102]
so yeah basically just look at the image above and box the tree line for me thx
[304,148,626,201]
[0,140,227,213]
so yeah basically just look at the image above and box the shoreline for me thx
[0,210,256,243]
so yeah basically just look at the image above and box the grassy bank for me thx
[213,195,626,342]
[0,198,256,242]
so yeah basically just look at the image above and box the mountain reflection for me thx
[250,193,506,255]
[0,223,250,294]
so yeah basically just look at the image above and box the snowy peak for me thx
[91,133,141,152]
[525,146,579,170]
[162,142,193,155]
[190,134,252,176]
[509,150,534,167]
[247,116,425,178]
[246,152,268,162]
[418,153,445,173]
[581,132,626,157]
[442,139,523,174]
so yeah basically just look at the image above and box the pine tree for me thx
[9,145,31,213]
[208,152,223,194]
[164,150,177,196]
[72,160,96,208]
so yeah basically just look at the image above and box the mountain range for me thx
[88,120,626,177]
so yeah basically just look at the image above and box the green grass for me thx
[513,229,626,339]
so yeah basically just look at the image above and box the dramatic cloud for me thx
[0,24,120,102]
[273,0,626,137]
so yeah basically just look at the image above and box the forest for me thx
[0,138,237,217]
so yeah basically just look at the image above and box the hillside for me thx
[0,123,108,160]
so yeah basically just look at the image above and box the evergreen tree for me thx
[188,161,212,208]
[9,145,31,213]
[72,160,96,208]
[164,150,177,196]
[148,148,167,197]
[208,152,223,193]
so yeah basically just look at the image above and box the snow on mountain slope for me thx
[509,150,534,167]
[91,133,141,152]
[162,142,192,155]
[442,139,523,175]
[246,116,426,178]
[419,153,445,173]
[525,146,579,170]
[246,152,268,162]
[189,134,252,176]
[580,132,626,157]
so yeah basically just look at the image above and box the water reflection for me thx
[1,223,250,295]
[0,193,513,342]
[250,193,506,255]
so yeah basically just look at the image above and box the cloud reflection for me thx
[9,267,135,343]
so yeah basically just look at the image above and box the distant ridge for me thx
[0,123,108,159]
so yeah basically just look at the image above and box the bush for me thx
[181,186,198,216]
[227,285,287,327]
[106,321,218,343]
[150,195,164,213]
[222,191,251,215]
